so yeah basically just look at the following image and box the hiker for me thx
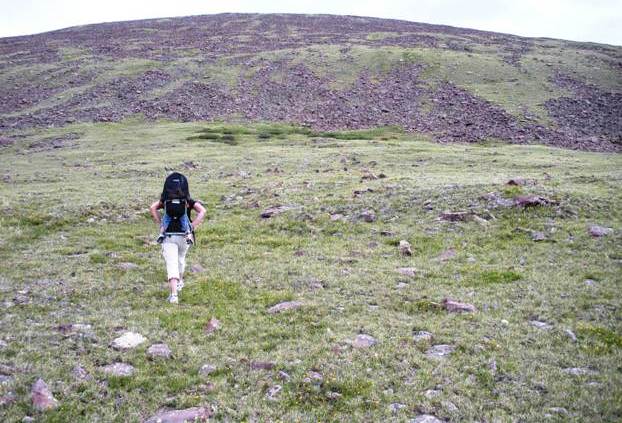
[149,172,206,304]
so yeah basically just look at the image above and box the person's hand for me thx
[185,232,194,245]
[156,234,165,244]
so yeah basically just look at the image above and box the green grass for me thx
[0,119,620,421]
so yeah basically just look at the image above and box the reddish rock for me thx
[31,378,58,411]
[442,298,477,313]
[250,361,275,370]
[204,317,221,334]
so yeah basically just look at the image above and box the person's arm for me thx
[191,202,207,230]
[149,200,163,225]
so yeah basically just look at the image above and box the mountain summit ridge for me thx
[1,13,620,151]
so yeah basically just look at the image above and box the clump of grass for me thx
[469,270,523,286]
[577,323,622,354]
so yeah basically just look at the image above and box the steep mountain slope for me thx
[0,13,620,151]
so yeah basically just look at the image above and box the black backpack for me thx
[161,172,191,232]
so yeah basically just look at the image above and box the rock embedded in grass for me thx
[267,301,303,314]
[190,263,205,273]
[111,331,147,350]
[529,320,553,330]
[514,195,552,207]
[411,415,444,423]
[413,331,433,343]
[442,298,477,313]
[117,262,138,270]
[426,344,454,359]
[439,211,471,222]
[147,343,172,359]
[437,248,456,261]
[390,403,407,413]
[72,365,92,381]
[359,209,377,222]
[204,317,221,334]
[397,267,417,277]
[563,367,597,376]
[31,378,59,411]
[353,334,377,348]
[144,406,213,423]
[199,364,217,377]
[250,361,275,370]
[266,384,282,401]
[399,240,413,256]
[260,205,295,218]
[101,363,135,377]
[588,224,613,237]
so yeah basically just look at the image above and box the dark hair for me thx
[161,172,190,202]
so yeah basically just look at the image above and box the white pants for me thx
[161,235,190,281]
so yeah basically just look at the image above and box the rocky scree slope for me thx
[0,13,620,151]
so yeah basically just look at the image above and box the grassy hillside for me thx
[0,14,621,150]
[0,121,620,421]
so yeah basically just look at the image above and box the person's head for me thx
[161,172,190,201]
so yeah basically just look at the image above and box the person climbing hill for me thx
[149,172,206,304]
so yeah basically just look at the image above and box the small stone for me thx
[199,364,217,377]
[396,282,408,289]
[424,389,440,399]
[353,334,377,348]
[278,370,290,381]
[548,407,569,415]
[507,177,527,186]
[531,231,546,241]
[442,298,476,313]
[514,195,551,207]
[267,301,303,314]
[565,329,577,342]
[147,343,172,359]
[588,225,613,237]
[326,391,342,400]
[22,415,34,423]
[72,365,92,381]
[250,361,275,370]
[330,213,345,221]
[117,262,138,270]
[144,406,213,423]
[204,317,221,334]
[303,371,323,383]
[530,320,552,330]
[426,344,454,359]
[437,248,456,261]
[399,240,412,256]
[0,392,16,406]
[584,279,596,286]
[397,267,417,277]
[266,384,282,401]
[111,332,147,350]
[439,211,470,222]
[413,331,433,343]
[190,263,205,273]
[101,363,135,377]
[0,374,13,385]
[563,367,597,376]
[390,403,407,413]
[31,378,59,411]
[359,209,376,223]
[261,205,294,218]
[411,415,443,423]
[442,400,458,412]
